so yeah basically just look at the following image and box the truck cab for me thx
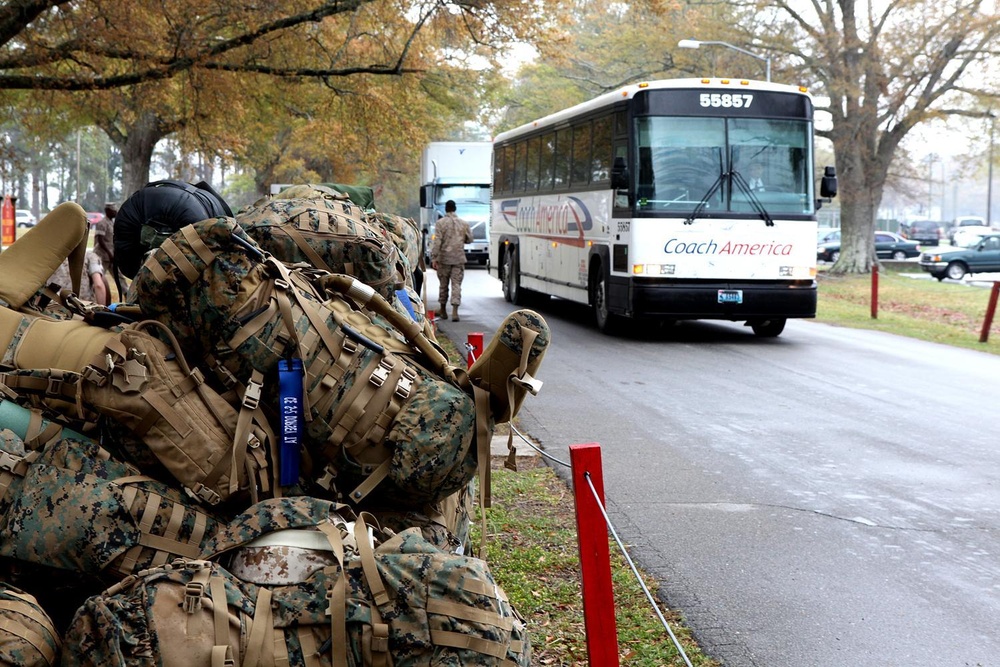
[419,141,493,266]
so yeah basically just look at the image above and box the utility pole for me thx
[988,114,995,227]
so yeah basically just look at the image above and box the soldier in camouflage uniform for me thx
[47,250,107,305]
[430,200,473,322]
[92,203,116,301]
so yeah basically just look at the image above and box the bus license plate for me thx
[718,290,743,304]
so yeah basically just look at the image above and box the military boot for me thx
[438,303,448,322]
[451,305,460,322]
[467,309,550,423]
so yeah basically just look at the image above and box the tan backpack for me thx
[0,320,276,506]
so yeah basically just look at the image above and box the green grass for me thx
[434,328,717,665]
[816,268,1000,353]
[436,267,1000,665]
[478,464,719,666]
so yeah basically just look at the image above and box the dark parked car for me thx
[817,231,920,263]
[919,233,1000,280]
[901,220,944,246]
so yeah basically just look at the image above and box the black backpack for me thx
[114,180,233,279]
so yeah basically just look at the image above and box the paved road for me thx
[424,267,1000,667]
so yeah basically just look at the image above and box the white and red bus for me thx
[489,78,837,336]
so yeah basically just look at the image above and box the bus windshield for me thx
[635,116,814,216]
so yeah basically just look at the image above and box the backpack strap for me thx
[316,520,349,667]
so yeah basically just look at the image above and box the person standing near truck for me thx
[431,200,473,322]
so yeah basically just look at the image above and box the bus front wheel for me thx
[593,271,620,334]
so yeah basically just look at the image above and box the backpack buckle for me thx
[395,367,417,400]
[188,483,222,506]
[242,379,262,411]
[370,359,393,388]
[45,376,63,397]
[0,451,24,474]
[184,581,205,613]
[315,463,338,492]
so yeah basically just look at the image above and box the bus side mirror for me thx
[820,166,838,199]
[419,186,428,208]
[611,157,629,190]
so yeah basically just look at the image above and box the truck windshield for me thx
[635,116,814,216]
[435,185,490,205]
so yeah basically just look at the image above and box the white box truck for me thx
[419,141,492,265]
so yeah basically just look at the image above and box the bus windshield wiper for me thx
[683,172,725,225]
[731,170,774,227]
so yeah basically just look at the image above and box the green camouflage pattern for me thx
[62,515,530,666]
[131,218,480,506]
[132,217,261,356]
[0,583,60,667]
[495,309,550,365]
[0,430,223,579]
[366,211,421,277]
[236,194,404,300]
[202,496,355,556]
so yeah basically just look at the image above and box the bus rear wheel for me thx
[749,318,786,337]
[503,251,521,304]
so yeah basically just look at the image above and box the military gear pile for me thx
[0,186,551,665]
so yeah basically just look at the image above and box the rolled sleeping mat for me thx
[0,396,90,446]
[0,202,89,309]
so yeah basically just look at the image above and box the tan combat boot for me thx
[451,305,460,322]
[467,309,550,423]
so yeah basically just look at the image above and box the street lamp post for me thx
[678,39,771,82]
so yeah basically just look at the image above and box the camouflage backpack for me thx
[0,428,224,581]
[236,186,404,301]
[61,497,530,667]
[0,319,276,506]
[365,210,422,285]
[0,583,60,667]
[131,218,485,507]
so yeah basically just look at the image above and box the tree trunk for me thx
[101,110,176,201]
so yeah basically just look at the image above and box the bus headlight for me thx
[633,264,675,275]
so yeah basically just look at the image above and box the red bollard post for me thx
[569,443,620,667]
[0,195,15,250]
[979,281,1000,343]
[871,262,879,319]
[467,331,483,367]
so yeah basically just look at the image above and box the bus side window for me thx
[525,136,541,192]
[540,132,556,190]
[554,129,571,188]
[591,116,612,184]
[571,123,592,186]
[501,144,514,193]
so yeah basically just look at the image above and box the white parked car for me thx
[952,227,991,248]
[15,209,36,228]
